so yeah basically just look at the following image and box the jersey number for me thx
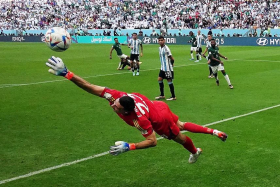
[127,94,149,115]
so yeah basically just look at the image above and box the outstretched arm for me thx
[46,56,105,96]
[109,131,157,156]
[218,53,227,60]
[70,74,105,96]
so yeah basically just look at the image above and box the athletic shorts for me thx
[130,54,139,62]
[118,54,127,59]
[210,64,224,74]
[191,47,197,51]
[152,101,180,140]
[159,70,174,79]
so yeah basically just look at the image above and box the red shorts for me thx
[152,101,180,140]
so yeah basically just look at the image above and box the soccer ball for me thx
[45,27,71,52]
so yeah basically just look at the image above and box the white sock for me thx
[191,53,193,59]
[117,62,121,69]
[224,74,231,85]
[199,54,201,60]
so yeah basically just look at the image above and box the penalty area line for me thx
[1,103,280,185]
[0,63,205,89]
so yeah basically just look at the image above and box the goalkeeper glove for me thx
[46,56,73,79]
[109,141,136,156]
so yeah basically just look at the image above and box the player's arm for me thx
[218,53,227,60]
[135,131,157,149]
[202,47,208,57]
[46,56,105,96]
[70,74,105,96]
[109,47,114,59]
[140,44,143,56]
[168,55,174,66]
[109,132,157,156]
[209,53,223,64]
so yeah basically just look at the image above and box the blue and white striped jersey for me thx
[196,34,204,48]
[129,39,142,54]
[159,45,173,72]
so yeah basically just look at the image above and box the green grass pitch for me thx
[1,42,280,187]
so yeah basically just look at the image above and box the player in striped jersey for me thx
[202,34,215,78]
[194,30,204,62]
[128,33,143,76]
[155,36,176,101]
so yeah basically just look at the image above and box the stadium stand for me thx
[0,0,279,36]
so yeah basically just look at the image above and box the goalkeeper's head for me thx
[112,96,135,115]
[120,96,135,114]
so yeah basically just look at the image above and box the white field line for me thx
[0,63,205,89]
[1,103,280,185]
[1,58,278,89]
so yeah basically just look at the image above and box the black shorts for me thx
[159,70,174,79]
[130,54,139,62]
[197,47,202,53]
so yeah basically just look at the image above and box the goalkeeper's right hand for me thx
[46,56,73,79]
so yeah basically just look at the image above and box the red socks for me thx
[183,122,214,134]
[183,136,197,154]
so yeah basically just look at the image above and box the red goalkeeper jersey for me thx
[100,88,178,138]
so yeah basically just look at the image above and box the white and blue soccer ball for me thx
[45,27,71,52]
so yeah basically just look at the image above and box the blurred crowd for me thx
[0,0,279,34]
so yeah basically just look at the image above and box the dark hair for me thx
[119,96,135,112]
[132,33,137,35]
[211,39,215,41]
[114,38,118,40]
[158,35,164,40]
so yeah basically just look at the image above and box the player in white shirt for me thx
[155,36,176,101]
[195,30,204,62]
[128,33,143,76]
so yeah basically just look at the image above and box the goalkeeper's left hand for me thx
[46,56,68,76]
[109,141,136,156]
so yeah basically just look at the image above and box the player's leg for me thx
[130,54,135,75]
[166,78,176,100]
[176,120,228,141]
[136,55,140,76]
[195,49,199,62]
[120,58,126,69]
[117,61,122,70]
[190,47,194,60]
[155,73,165,100]
[221,69,233,89]
[208,65,213,78]
[211,66,219,86]
[173,132,202,163]
[199,47,202,60]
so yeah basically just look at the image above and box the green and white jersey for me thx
[208,46,220,66]
[129,39,142,54]
[112,42,123,56]
[190,35,197,47]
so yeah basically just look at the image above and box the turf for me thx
[0,43,280,187]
